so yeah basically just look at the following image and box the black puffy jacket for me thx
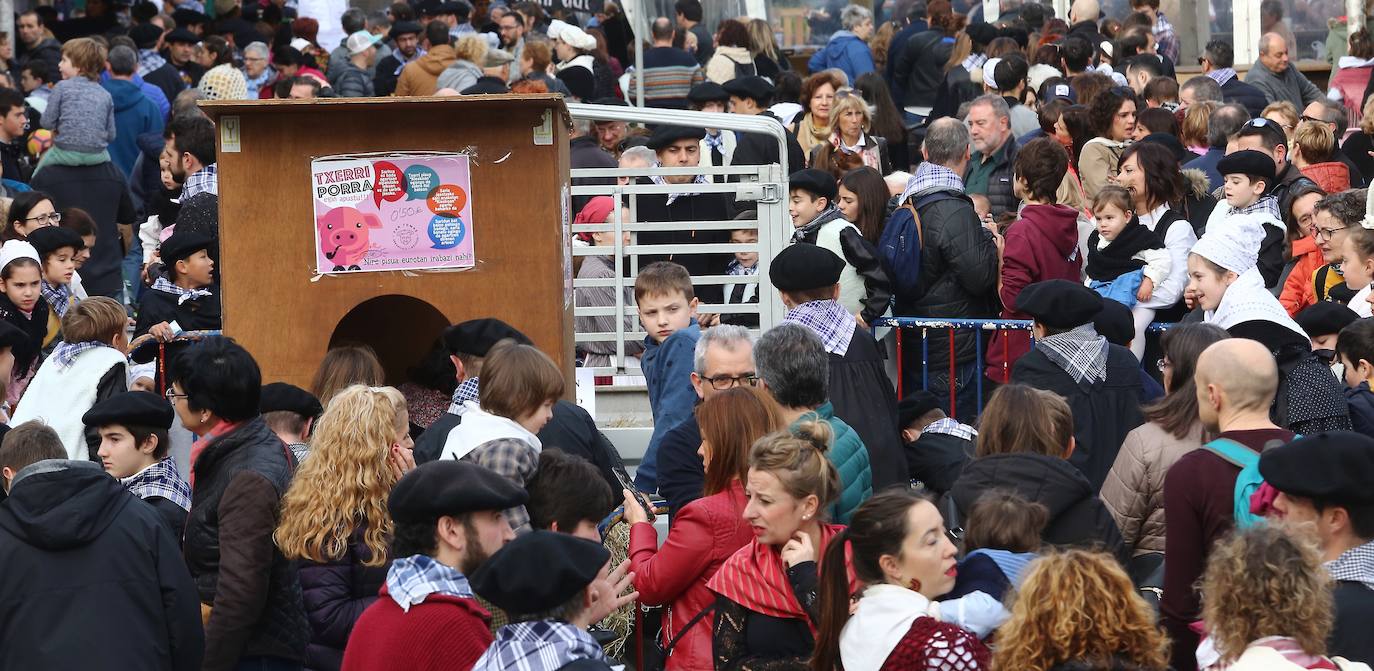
[184,416,309,671]
[891,189,999,369]
[893,29,953,110]
[947,452,1127,564]
[298,529,389,671]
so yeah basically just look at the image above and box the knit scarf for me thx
[121,457,192,512]
[1084,219,1164,282]
[0,292,48,375]
[474,620,609,671]
[707,523,847,634]
[385,554,476,612]
[150,276,213,305]
[40,279,73,318]
[797,113,830,154]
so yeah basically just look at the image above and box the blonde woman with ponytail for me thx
[274,384,415,671]
[707,420,846,671]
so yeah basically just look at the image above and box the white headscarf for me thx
[1191,217,1265,274]
[0,240,39,270]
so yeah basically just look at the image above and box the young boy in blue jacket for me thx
[634,261,700,492]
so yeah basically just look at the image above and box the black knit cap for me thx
[442,318,532,358]
[82,391,175,429]
[1015,279,1104,329]
[1295,301,1360,339]
[1259,432,1374,504]
[259,382,323,418]
[768,242,844,292]
[388,460,529,523]
[470,530,609,616]
[789,168,837,202]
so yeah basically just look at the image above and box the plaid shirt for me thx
[924,417,977,441]
[40,279,74,318]
[122,457,192,511]
[182,164,218,198]
[385,554,476,612]
[150,277,214,305]
[473,620,608,671]
[1036,324,1109,386]
[1231,195,1281,220]
[461,437,538,532]
[286,442,309,463]
[1206,67,1237,87]
[961,53,987,71]
[784,300,856,356]
[1326,539,1374,589]
[49,340,114,370]
[1153,14,1179,62]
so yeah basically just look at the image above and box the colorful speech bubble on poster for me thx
[427,184,468,216]
[405,165,441,201]
[372,161,407,208]
[429,214,466,249]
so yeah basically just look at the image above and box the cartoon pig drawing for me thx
[318,206,382,271]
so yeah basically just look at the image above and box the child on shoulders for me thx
[36,38,115,174]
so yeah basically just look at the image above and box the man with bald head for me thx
[1160,338,1296,671]
[1245,32,1323,112]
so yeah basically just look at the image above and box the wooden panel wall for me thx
[200,96,574,390]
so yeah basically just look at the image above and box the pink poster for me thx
[311,153,476,274]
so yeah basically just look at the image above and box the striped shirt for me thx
[629,46,706,108]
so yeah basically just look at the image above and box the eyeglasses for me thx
[24,212,60,224]
[164,388,189,402]
[1301,114,1333,125]
[704,374,759,390]
[834,87,859,100]
[1315,225,1348,241]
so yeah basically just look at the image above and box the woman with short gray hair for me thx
[807,3,876,87]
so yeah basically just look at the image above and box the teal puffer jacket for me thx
[796,402,873,524]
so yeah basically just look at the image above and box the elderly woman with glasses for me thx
[808,88,892,179]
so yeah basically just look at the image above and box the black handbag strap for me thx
[662,603,717,654]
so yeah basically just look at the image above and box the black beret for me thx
[130,23,163,49]
[898,390,943,430]
[164,27,201,44]
[1015,279,1104,329]
[160,230,213,264]
[389,20,422,39]
[438,0,470,17]
[769,243,844,292]
[460,77,510,95]
[1092,298,1134,347]
[171,8,207,25]
[966,22,999,46]
[389,460,529,523]
[82,391,175,429]
[789,168,837,202]
[1216,149,1276,186]
[1295,301,1360,339]
[470,530,609,616]
[26,225,85,258]
[1259,431,1374,504]
[687,81,729,104]
[722,76,774,104]
[646,125,706,151]
[416,0,440,16]
[442,318,532,357]
[259,382,322,418]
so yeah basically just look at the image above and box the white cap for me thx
[982,58,1002,88]
[1191,220,1266,274]
[289,37,312,53]
[345,30,382,56]
[548,19,596,51]
[0,239,39,271]
[1028,63,1063,93]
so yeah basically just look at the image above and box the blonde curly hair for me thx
[993,550,1170,671]
[274,384,408,566]
[1201,523,1334,662]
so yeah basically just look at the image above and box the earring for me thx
[802,514,810,520]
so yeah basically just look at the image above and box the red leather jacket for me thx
[628,481,753,671]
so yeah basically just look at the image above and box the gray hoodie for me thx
[435,59,483,93]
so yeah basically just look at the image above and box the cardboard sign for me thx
[311,154,476,274]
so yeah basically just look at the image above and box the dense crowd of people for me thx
[1,0,1374,670]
